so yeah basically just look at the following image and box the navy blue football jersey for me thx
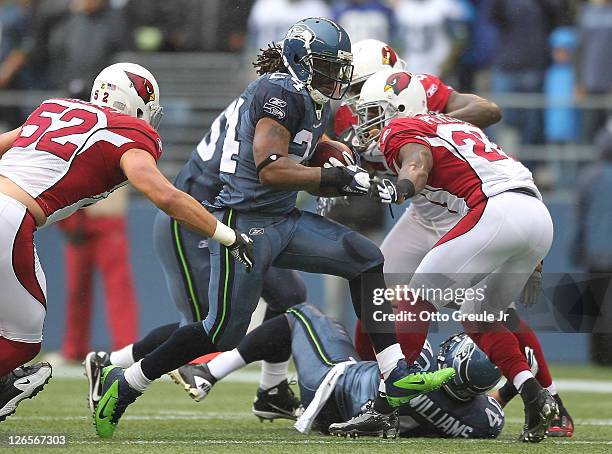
[173,72,330,210]
[191,72,331,214]
[333,340,504,439]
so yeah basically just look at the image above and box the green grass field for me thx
[2,364,612,453]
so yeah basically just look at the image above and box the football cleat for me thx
[385,360,456,407]
[169,363,217,402]
[84,351,111,412]
[0,362,52,422]
[94,366,141,438]
[328,400,399,439]
[519,388,559,443]
[253,379,302,421]
[547,395,574,438]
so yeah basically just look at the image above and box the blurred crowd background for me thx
[1,0,611,364]
[2,0,612,187]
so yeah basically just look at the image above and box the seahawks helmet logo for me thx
[384,72,411,96]
[286,24,315,44]
[125,71,156,104]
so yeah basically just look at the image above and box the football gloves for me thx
[338,165,371,196]
[369,177,399,204]
[518,266,543,307]
[229,230,254,273]
[322,149,359,169]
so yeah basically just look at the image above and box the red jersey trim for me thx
[12,211,46,307]
[433,199,487,248]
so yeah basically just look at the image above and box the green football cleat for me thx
[94,366,141,439]
[385,360,456,407]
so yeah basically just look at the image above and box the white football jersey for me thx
[0,98,162,226]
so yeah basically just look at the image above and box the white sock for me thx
[207,349,246,380]
[110,344,135,368]
[513,370,535,391]
[547,383,558,396]
[124,360,152,393]
[376,343,405,380]
[378,379,386,394]
[259,360,289,390]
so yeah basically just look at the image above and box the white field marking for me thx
[53,365,612,393]
[11,413,612,428]
[52,365,261,383]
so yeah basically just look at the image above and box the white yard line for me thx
[11,413,612,428]
[52,365,612,393]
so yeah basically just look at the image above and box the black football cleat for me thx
[328,400,399,439]
[547,394,574,438]
[84,351,111,412]
[169,363,217,402]
[253,379,302,421]
[0,362,52,422]
[520,388,559,442]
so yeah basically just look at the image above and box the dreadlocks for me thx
[253,43,288,76]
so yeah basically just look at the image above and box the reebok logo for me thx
[249,228,265,236]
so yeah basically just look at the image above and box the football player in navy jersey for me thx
[92,18,455,439]
[176,303,505,439]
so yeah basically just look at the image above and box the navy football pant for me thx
[205,209,384,350]
[152,210,307,325]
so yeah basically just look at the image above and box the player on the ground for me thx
[92,18,455,439]
[346,68,557,443]
[180,302,505,439]
[329,39,572,438]
[0,62,254,422]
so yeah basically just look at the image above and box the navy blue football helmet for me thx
[438,333,501,402]
[281,17,353,104]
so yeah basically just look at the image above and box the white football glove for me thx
[322,150,358,168]
[517,267,543,307]
[369,177,399,204]
[339,165,370,196]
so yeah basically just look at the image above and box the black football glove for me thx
[369,177,399,204]
[338,165,371,196]
[228,230,254,273]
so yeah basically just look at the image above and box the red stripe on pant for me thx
[433,200,487,248]
[12,211,45,307]
[62,216,138,361]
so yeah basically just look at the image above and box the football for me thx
[308,140,357,168]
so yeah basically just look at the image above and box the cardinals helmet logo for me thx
[384,72,411,95]
[125,71,156,104]
[381,45,398,67]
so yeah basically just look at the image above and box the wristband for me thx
[320,167,351,188]
[212,220,236,246]
[396,179,416,199]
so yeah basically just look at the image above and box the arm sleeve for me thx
[249,79,306,137]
